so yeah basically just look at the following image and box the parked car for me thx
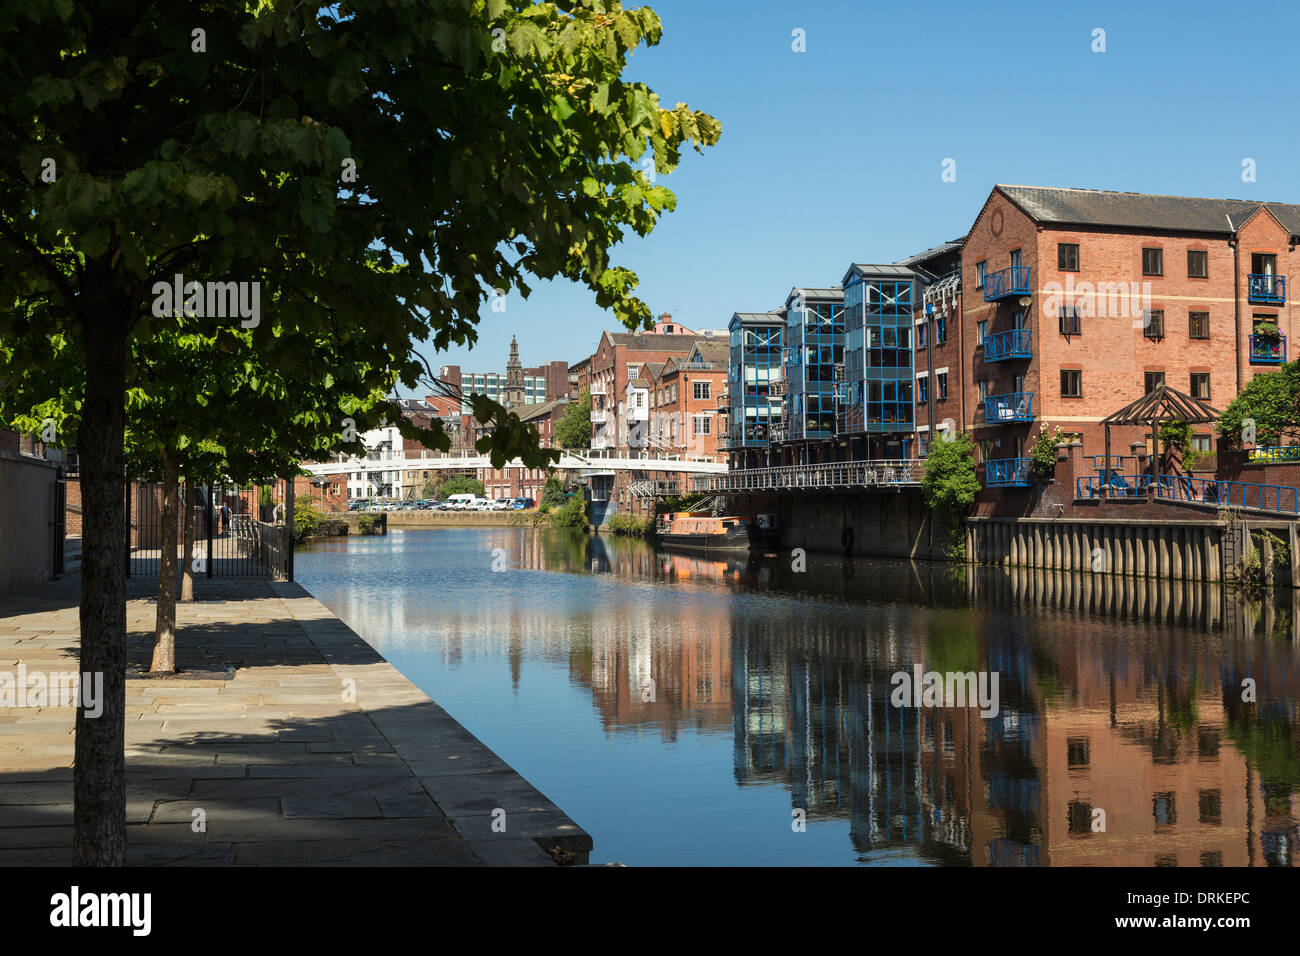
[491,498,511,511]
[347,500,364,512]
[444,493,477,510]
[472,498,493,511]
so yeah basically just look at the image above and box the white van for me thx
[445,493,477,510]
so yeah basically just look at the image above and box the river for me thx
[294,525,1299,867]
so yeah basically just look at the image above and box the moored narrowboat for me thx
[655,512,776,552]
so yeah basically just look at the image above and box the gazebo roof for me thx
[1100,384,1220,426]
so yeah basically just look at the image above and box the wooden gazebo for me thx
[1098,385,1221,497]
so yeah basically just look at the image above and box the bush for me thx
[550,494,588,529]
[606,514,651,537]
[435,475,485,499]
[357,514,377,535]
[540,475,567,508]
[922,433,979,520]
[1028,424,1065,479]
[293,501,321,542]
[317,519,349,537]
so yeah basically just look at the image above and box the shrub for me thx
[357,514,377,535]
[435,475,485,499]
[293,501,321,542]
[1028,424,1065,479]
[550,494,588,529]
[540,475,567,508]
[606,514,651,537]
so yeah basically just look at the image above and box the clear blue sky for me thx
[421,0,1300,381]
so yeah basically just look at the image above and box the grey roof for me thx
[604,330,716,352]
[995,184,1300,236]
[786,286,844,303]
[839,263,920,285]
[730,309,786,327]
[895,239,964,267]
[689,340,729,365]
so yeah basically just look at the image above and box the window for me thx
[1192,434,1211,453]
[692,381,711,400]
[1144,309,1164,339]
[977,320,987,346]
[692,415,711,436]
[1068,801,1092,836]
[1145,371,1165,393]
[1058,243,1079,271]
[1059,306,1081,335]
[917,323,928,348]
[976,261,987,288]
[1152,793,1176,827]
[627,363,640,379]
[1010,248,1022,271]
[1189,311,1209,339]
[917,377,929,403]
[670,384,677,403]
[936,372,948,400]
[978,380,989,404]
[936,314,947,343]
[1061,369,1081,397]
[1187,249,1208,278]
[1142,247,1163,276]
[1199,790,1222,825]
[635,392,645,408]
[1067,737,1090,768]
[1190,372,1210,399]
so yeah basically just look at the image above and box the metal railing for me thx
[1248,273,1286,304]
[983,266,1031,302]
[1076,473,1300,516]
[984,392,1035,422]
[984,458,1033,487]
[982,328,1032,362]
[699,458,920,492]
[1249,334,1286,364]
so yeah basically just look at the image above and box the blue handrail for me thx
[983,266,1032,301]
[1247,273,1286,304]
[985,458,1033,487]
[1075,473,1300,515]
[985,392,1034,422]
[983,328,1032,362]
[1249,334,1286,364]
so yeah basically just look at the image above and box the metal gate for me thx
[126,479,293,580]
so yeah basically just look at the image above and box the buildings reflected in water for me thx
[304,528,1298,865]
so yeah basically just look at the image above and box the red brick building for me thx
[962,185,1299,476]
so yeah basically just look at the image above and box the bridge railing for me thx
[1076,473,1300,516]
[699,458,919,492]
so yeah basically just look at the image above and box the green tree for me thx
[1217,361,1300,448]
[0,0,718,864]
[435,474,485,499]
[555,389,593,448]
[541,474,568,507]
[922,434,980,522]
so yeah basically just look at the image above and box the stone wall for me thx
[0,449,56,591]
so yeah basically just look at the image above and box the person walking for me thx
[220,502,231,536]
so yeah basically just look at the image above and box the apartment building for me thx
[964,184,1298,482]
[778,286,844,465]
[726,309,785,469]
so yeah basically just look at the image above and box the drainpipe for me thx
[1228,216,1241,395]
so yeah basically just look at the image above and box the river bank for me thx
[0,572,591,865]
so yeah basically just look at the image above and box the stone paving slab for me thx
[0,574,592,866]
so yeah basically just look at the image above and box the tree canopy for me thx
[555,388,593,448]
[1217,362,1300,448]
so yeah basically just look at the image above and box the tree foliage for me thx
[435,474,485,499]
[921,434,980,521]
[1217,362,1300,448]
[554,389,593,448]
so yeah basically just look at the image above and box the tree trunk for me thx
[180,479,196,602]
[74,277,129,866]
[151,451,179,674]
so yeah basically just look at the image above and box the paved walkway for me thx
[0,574,591,865]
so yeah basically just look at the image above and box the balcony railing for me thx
[1250,334,1286,364]
[983,266,1031,302]
[984,458,1033,487]
[984,392,1034,423]
[982,328,1032,362]
[1248,274,1286,305]
[699,459,920,493]
[1078,474,1300,516]
[768,422,787,442]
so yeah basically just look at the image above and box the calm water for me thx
[295,526,1300,866]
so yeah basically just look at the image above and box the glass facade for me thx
[843,273,915,434]
[461,373,546,412]
[728,314,783,447]
[784,298,845,440]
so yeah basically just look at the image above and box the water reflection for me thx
[297,528,1299,866]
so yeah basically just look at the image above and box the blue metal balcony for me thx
[983,266,1031,302]
[1249,334,1286,364]
[985,392,1034,423]
[1248,274,1286,304]
[983,328,1032,362]
[984,458,1033,488]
